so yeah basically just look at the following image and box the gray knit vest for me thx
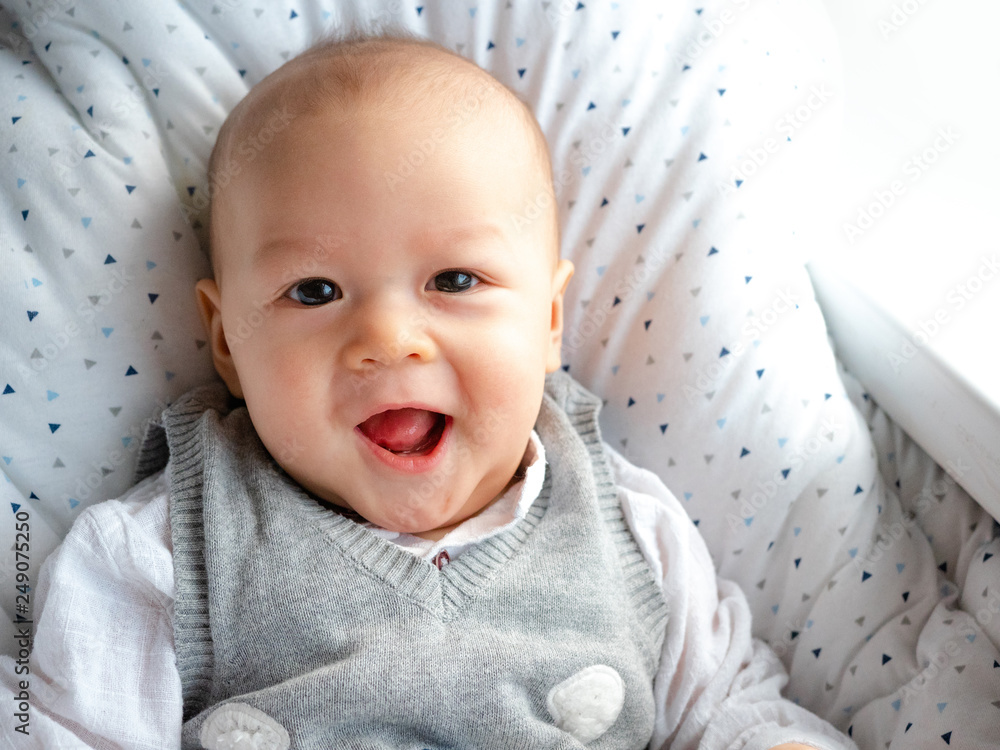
[135,371,668,749]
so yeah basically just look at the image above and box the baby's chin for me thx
[307,488,464,537]
[365,506,464,538]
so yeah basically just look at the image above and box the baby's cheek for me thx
[246,396,306,469]
[471,328,547,413]
[238,359,322,467]
[490,314,552,371]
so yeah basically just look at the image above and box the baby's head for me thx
[196,31,573,537]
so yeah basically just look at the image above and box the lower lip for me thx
[354,416,452,474]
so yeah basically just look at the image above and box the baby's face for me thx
[198,100,572,537]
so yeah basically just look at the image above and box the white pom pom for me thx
[547,664,625,744]
[200,702,290,750]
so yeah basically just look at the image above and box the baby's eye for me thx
[286,278,341,306]
[429,270,479,293]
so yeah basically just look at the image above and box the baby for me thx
[0,31,855,750]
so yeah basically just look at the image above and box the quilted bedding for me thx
[0,0,997,746]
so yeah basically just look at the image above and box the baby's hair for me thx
[205,26,558,275]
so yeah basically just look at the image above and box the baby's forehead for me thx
[228,40,522,151]
[208,36,557,273]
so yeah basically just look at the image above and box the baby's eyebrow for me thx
[251,223,509,273]
[252,235,346,269]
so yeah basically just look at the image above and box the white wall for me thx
[815,0,1000,278]
[810,0,1000,402]
[804,0,1000,511]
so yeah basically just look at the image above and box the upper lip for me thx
[355,401,448,426]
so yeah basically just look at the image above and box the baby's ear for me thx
[545,259,575,373]
[195,278,245,398]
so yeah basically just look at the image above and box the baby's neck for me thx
[412,522,462,542]
[412,459,529,542]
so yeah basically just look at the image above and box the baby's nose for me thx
[341,301,436,369]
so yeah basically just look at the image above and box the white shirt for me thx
[0,434,851,750]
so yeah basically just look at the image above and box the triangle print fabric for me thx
[0,0,997,746]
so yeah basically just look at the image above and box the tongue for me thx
[358,408,440,453]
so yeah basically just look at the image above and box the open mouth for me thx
[356,408,448,457]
